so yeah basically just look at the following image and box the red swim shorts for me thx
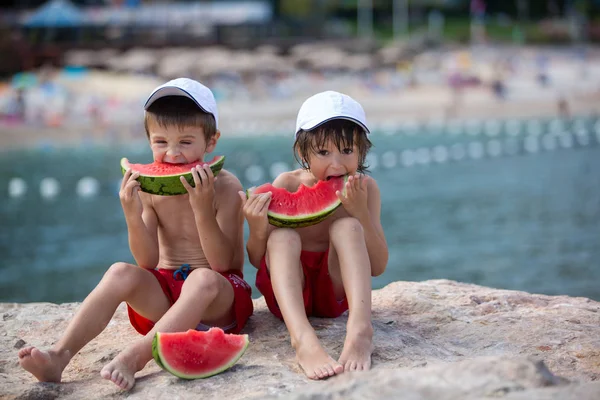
[255,249,348,320]
[127,268,253,335]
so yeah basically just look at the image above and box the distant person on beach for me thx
[18,78,253,390]
[241,91,388,380]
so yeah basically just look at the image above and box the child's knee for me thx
[330,217,363,238]
[267,228,301,250]
[103,262,141,293]
[183,268,223,299]
[105,262,137,282]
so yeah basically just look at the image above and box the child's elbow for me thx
[370,256,388,277]
[371,266,386,277]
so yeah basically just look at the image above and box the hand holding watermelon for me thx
[336,174,369,220]
[239,191,272,236]
[180,164,216,215]
[119,168,143,219]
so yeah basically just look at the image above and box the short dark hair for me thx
[294,119,372,173]
[144,96,217,141]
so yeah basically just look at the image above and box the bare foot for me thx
[294,335,344,380]
[18,347,69,382]
[338,325,374,372]
[100,354,139,391]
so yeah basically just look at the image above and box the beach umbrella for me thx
[11,72,38,89]
[23,0,85,28]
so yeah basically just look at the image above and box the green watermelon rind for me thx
[152,331,249,380]
[120,155,225,196]
[246,175,348,228]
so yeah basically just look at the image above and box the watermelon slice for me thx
[247,175,347,228]
[120,155,225,196]
[152,328,249,379]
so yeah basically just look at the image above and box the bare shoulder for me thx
[364,174,380,194]
[214,169,243,195]
[273,169,310,191]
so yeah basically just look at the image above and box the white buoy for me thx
[572,118,587,132]
[468,142,484,159]
[400,150,415,167]
[426,118,445,134]
[506,119,521,136]
[381,151,397,169]
[465,120,482,136]
[245,165,265,183]
[541,133,557,151]
[432,146,448,163]
[549,118,564,133]
[366,153,378,170]
[269,162,289,180]
[415,148,431,165]
[524,136,539,153]
[486,140,502,157]
[381,122,398,136]
[576,130,590,146]
[40,177,60,199]
[446,120,462,135]
[484,120,501,137]
[401,120,420,135]
[558,132,573,149]
[76,177,100,198]
[8,178,27,198]
[450,143,466,161]
[526,120,543,136]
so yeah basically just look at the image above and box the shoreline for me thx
[2,85,599,152]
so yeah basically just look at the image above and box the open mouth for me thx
[326,175,344,181]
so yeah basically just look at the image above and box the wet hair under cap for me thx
[294,119,373,173]
[143,96,217,142]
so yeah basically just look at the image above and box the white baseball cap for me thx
[144,78,219,129]
[295,91,370,136]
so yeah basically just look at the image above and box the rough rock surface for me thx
[1,280,599,400]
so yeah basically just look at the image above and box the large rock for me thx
[1,280,599,399]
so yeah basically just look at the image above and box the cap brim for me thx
[298,116,370,135]
[144,86,209,114]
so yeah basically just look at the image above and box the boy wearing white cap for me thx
[241,91,388,380]
[18,78,253,390]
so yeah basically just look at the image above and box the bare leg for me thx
[100,268,234,390]
[19,262,169,383]
[266,229,343,380]
[329,218,374,371]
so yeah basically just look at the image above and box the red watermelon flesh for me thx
[120,155,225,196]
[248,175,347,228]
[152,328,249,379]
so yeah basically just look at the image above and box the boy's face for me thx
[147,118,219,164]
[304,138,359,181]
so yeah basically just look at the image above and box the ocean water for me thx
[1,116,599,303]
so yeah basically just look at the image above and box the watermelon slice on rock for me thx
[120,155,225,196]
[247,175,347,228]
[152,328,249,379]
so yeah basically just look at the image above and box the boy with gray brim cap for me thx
[19,78,253,390]
[241,90,388,380]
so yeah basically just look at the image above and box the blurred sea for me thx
[1,116,599,303]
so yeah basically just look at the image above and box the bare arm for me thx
[127,194,159,269]
[194,173,244,272]
[244,173,291,268]
[358,178,388,277]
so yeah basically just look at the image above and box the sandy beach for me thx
[2,45,600,151]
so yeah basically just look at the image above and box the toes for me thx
[333,363,344,374]
[323,364,335,377]
[18,347,32,358]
